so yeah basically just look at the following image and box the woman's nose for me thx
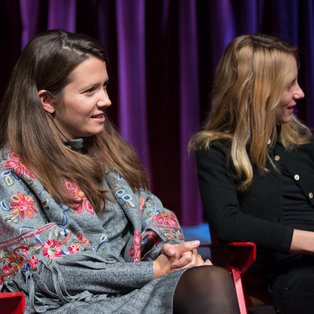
[295,83,305,99]
[97,90,111,107]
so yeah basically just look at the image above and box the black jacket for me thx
[196,138,314,275]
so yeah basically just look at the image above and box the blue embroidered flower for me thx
[123,195,131,201]
[116,189,125,196]
[59,228,69,237]
[22,262,31,274]
[0,199,10,211]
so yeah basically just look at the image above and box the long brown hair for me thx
[0,29,149,213]
[190,34,311,191]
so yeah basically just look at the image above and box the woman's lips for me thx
[91,113,105,122]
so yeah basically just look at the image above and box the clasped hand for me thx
[153,240,212,278]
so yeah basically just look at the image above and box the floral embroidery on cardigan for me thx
[1,191,39,224]
[115,189,136,209]
[2,151,35,181]
[63,179,95,216]
[10,192,38,220]
[146,208,184,242]
[151,212,180,227]
[128,229,141,262]
[0,223,90,285]
[43,239,63,259]
[139,197,145,213]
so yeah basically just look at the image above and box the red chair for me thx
[200,241,256,314]
[0,292,25,314]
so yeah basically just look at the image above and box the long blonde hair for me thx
[0,30,149,214]
[190,34,311,191]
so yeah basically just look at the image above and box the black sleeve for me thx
[195,144,293,252]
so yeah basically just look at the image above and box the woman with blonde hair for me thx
[0,29,240,313]
[190,33,314,313]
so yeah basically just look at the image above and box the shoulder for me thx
[0,146,10,159]
[0,147,14,172]
[290,136,314,155]
[195,139,235,176]
[296,136,314,160]
[195,139,231,160]
[308,136,314,149]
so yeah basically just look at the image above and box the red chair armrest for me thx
[200,242,256,275]
[0,292,25,314]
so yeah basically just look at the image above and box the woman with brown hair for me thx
[190,33,314,313]
[0,29,239,313]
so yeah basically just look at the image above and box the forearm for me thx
[211,212,292,252]
[290,229,314,253]
[58,253,154,294]
[35,257,154,295]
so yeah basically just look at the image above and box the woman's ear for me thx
[38,90,56,114]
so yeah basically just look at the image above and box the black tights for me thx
[173,266,240,314]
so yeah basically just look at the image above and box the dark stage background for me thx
[0,0,313,226]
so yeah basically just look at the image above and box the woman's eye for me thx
[84,88,95,94]
[288,79,297,90]
[103,81,109,89]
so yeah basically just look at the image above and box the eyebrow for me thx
[82,78,109,91]
[288,77,297,89]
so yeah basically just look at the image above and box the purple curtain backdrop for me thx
[19,0,40,49]
[179,0,202,224]
[1,0,314,226]
[115,0,151,171]
[48,0,76,31]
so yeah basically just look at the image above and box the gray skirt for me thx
[26,269,186,314]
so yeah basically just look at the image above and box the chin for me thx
[276,115,293,124]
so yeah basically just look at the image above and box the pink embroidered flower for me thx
[63,179,77,196]
[133,230,141,247]
[10,192,38,220]
[2,264,12,273]
[147,231,162,246]
[63,179,95,216]
[3,152,35,180]
[139,197,145,213]
[129,230,141,262]
[29,256,39,269]
[43,239,62,259]
[21,247,29,255]
[71,198,95,216]
[151,212,179,227]
[82,198,95,215]
[68,244,80,254]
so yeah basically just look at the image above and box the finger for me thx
[174,240,200,256]
[171,251,194,269]
[161,243,176,256]
[162,240,200,259]
[171,251,207,269]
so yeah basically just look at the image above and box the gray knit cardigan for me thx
[0,147,185,313]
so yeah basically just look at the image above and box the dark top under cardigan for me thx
[196,137,314,277]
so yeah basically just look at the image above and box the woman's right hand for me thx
[153,241,212,278]
[153,253,173,278]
